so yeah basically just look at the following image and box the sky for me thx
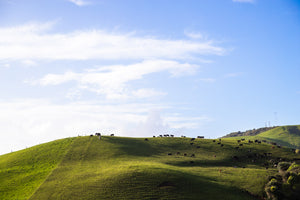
[0,0,299,155]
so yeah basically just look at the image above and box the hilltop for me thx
[223,127,278,138]
[223,125,300,149]
[1,135,300,200]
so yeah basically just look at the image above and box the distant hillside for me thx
[223,126,278,138]
[223,125,300,149]
[1,135,300,199]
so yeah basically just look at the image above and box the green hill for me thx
[224,125,300,149]
[1,135,300,200]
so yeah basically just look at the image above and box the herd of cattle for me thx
[87,133,299,168]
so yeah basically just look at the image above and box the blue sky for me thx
[0,0,299,155]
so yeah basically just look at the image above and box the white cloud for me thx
[32,60,199,100]
[232,0,255,3]
[0,22,225,62]
[0,99,208,155]
[21,59,37,67]
[67,0,91,6]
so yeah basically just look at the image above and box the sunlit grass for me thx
[1,135,299,199]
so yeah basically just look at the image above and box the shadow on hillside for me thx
[87,166,258,200]
[165,158,246,168]
[104,137,161,157]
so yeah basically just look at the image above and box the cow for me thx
[168,153,172,156]
[153,136,156,138]
[197,136,204,139]
[110,134,114,136]
[170,135,174,137]
[191,138,195,141]
[191,154,195,157]
[145,138,149,141]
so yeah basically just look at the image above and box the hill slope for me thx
[1,135,300,199]
[224,125,300,149]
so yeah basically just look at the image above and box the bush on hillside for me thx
[277,162,291,172]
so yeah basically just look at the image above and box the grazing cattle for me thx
[241,138,245,141]
[176,152,180,155]
[110,134,114,136]
[217,142,221,145]
[220,144,224,147]
[212,140,216,142]
[248,140,253,143]
[170,135,174,137]
[191,154,195,157]
[258,141,261,144]
[90,134,93,137]
[277,145,281,148]
[196,146,200,149]
[197,136,204,139]
[168,153,172,155]
[237,140,241,143]
[145,138,149,141]
[153,136,156,138]
[232,156,239,161]
[235,147,239,150]
[181,135,186,138]
[239,144,243,146]
[190,143,194,145]
[95,133,101,136]
[219,139,222,141]
[254,139,258,143]
[184,153,187,156]
[191,138,195,141]
[214,155,216,158]
[159,135,163,137]
[190,161,194,164]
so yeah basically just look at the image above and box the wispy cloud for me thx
[31,60,198,100]
[67,0,91,6]
[198,78,216,83]
[224,72,243,78]
[0,22,226,62]
[232,0,255,3]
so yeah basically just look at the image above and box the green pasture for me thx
[1,135,299,199]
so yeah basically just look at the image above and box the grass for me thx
[0,137,75,200]
[1,135,300,199]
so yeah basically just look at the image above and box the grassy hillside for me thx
[1,135,300,200]
[225,125,300,149]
